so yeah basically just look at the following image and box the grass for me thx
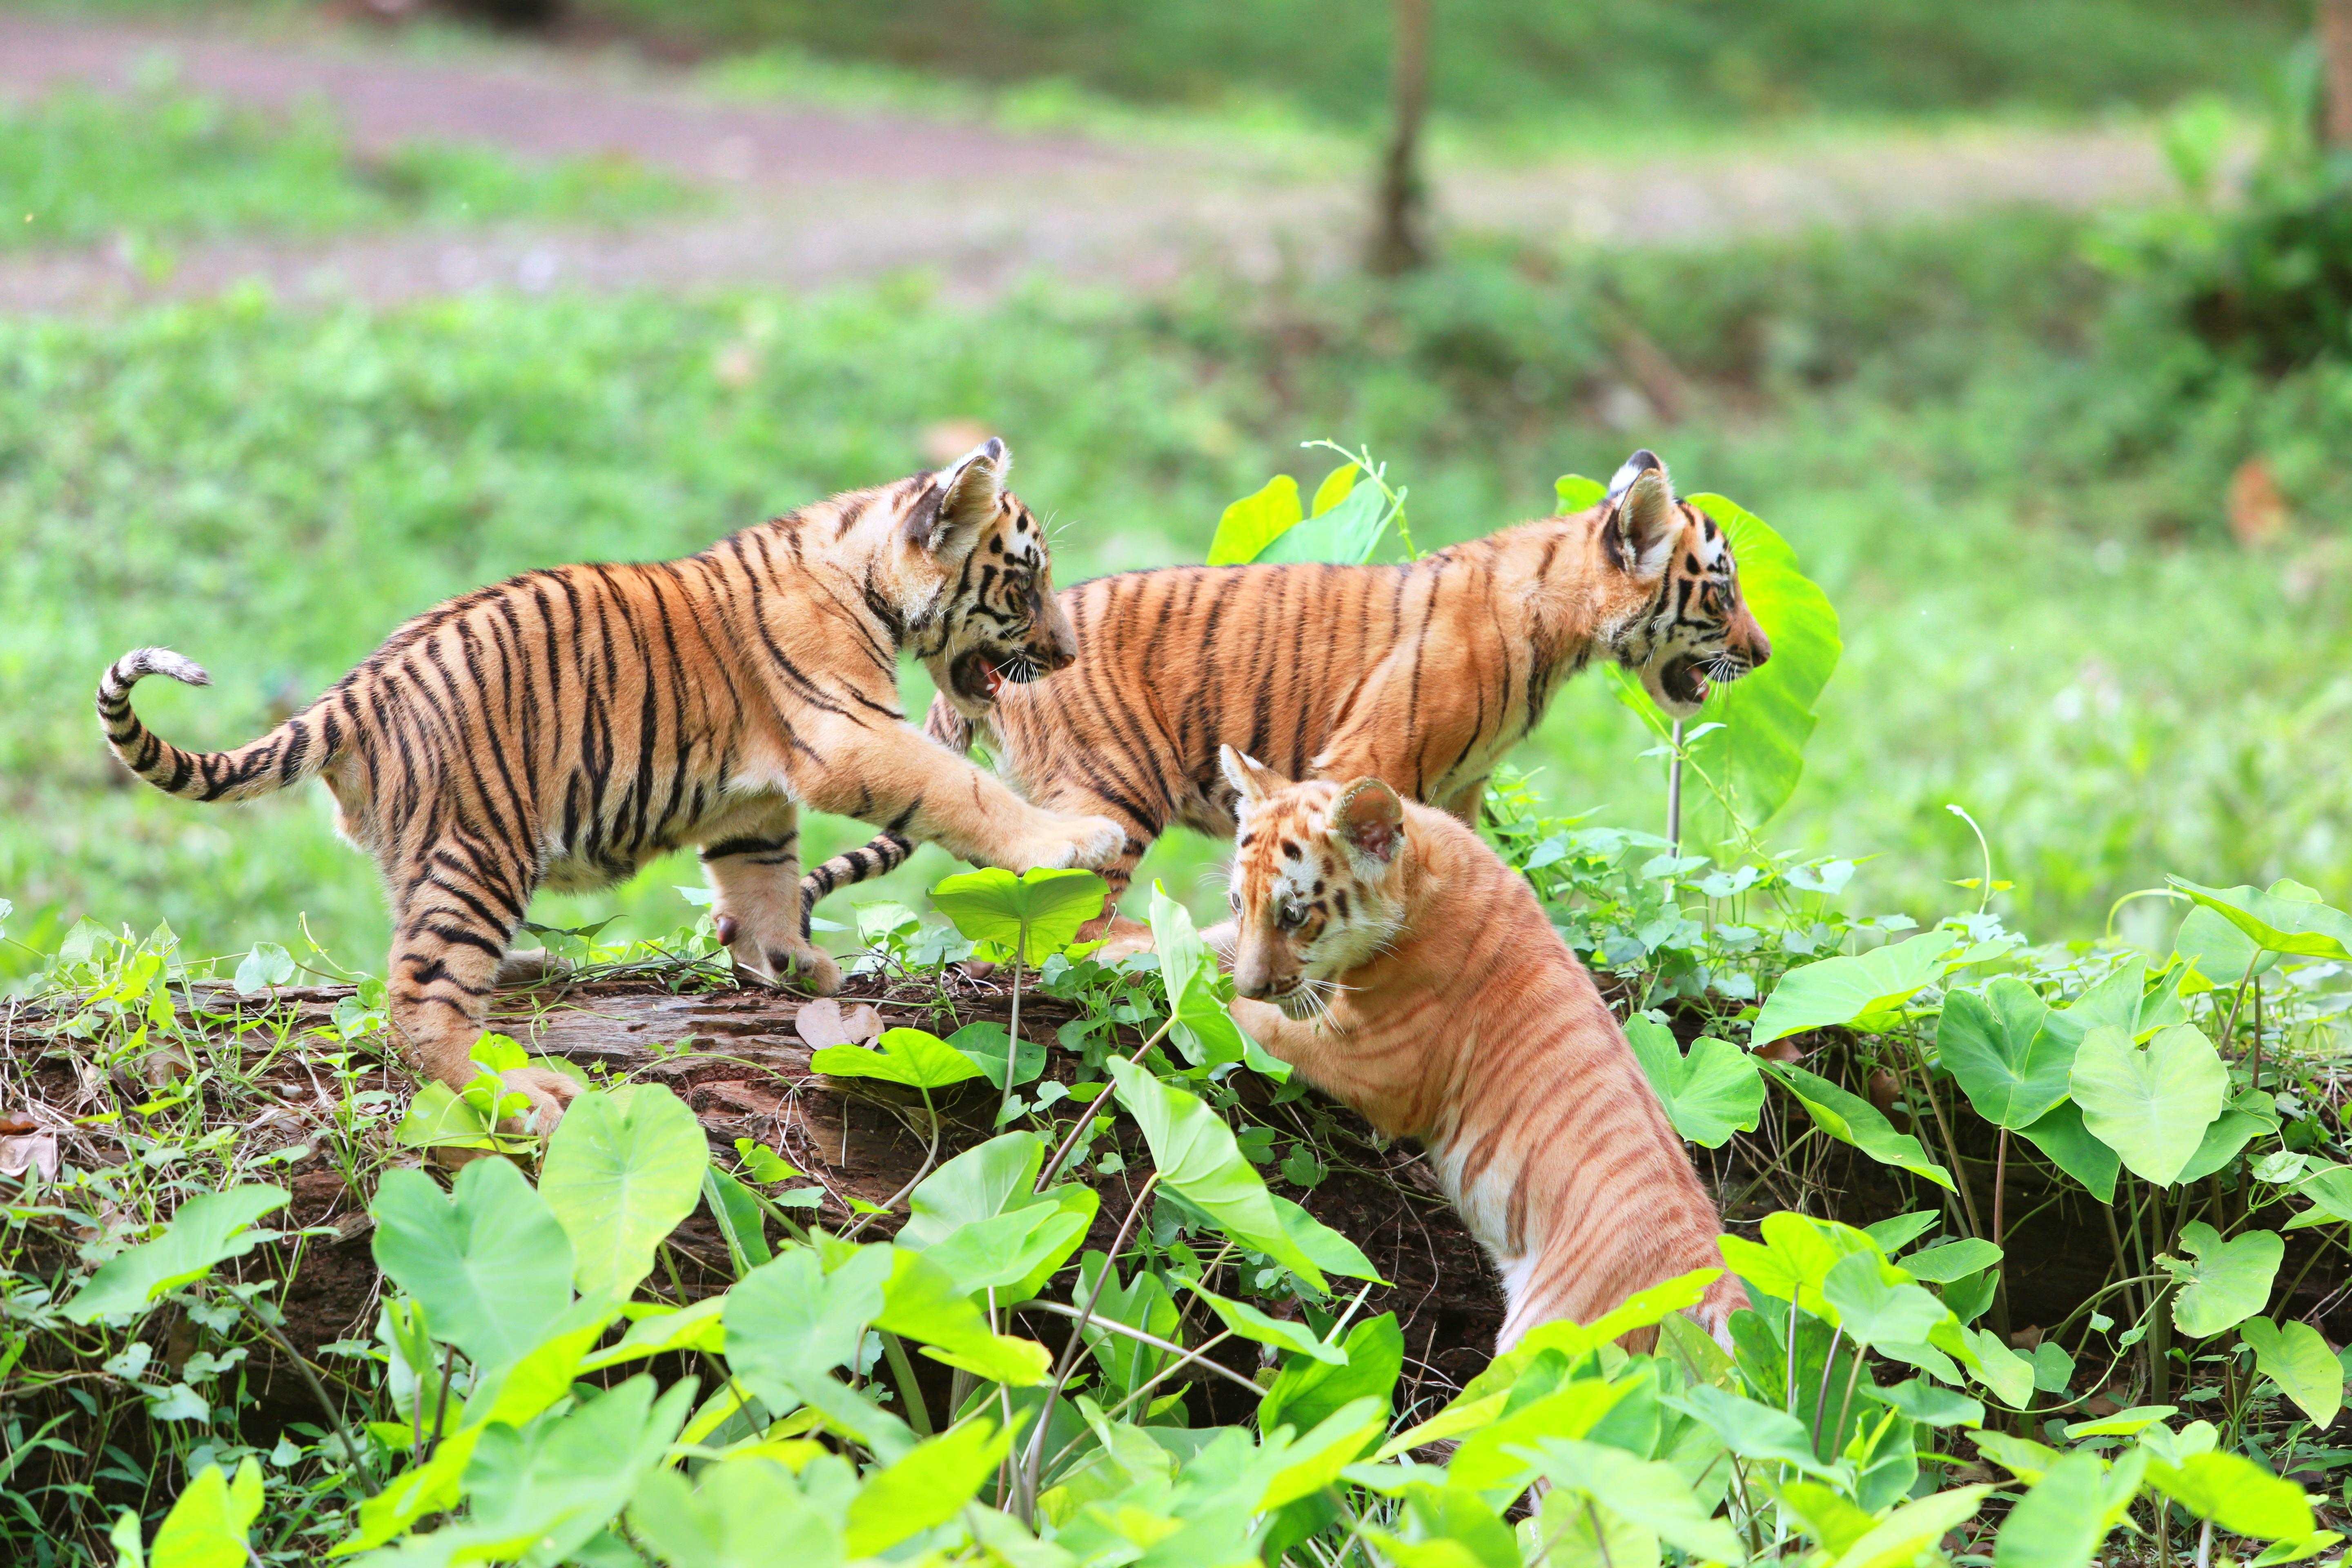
[1,81,687,250]
[4,198,2351,980]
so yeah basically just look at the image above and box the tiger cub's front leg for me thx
[700,801,843,996]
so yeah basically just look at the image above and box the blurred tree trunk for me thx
[2325,0,2352,147]
[1367,0,1432,275]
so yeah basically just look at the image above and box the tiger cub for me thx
[802,449,1768,947]
[1215,744,1744,1350]
[96,439,1123,1131]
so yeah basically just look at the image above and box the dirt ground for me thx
[0,8,2177,311]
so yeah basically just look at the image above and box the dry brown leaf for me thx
[795,998,881,1048]
[1866,1069,1911,1132]
[2228,455,2290,549]
[2008,1323,2044,1351]
[1756,1037,1809,1065]
[0,1128,59,1183]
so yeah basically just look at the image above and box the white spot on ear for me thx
[1608,448,1664,503]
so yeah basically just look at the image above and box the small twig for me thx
[1018,1172,1162,1516]
[241,1301,377,1497]
[1035,1014,1180,1194]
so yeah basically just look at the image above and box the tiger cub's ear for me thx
[908,436,1010,552]
[1218,745,1287,818]
[1603,447,1679,578]
[1331,778,1405,871]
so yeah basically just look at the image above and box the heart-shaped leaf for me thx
[1626,1017,1763,1147]
[2239,1316,2343,1428]
[1206,473,1304,566]
[370,1158,576,1374]
[540,1085,710,1305]
[1992,1450,2108,1568]
[2145,1450,2315,1540]
[1253,475,1391,566]
[2071,1023,2227,1186]
[1937,978,2080,1129]
[2165,1221,2282,1339]
[812,1027,988,1091]
[233,941,294,996]
[794,998,880,1048]
[1764,1060,1955,1190]
[1752,930,1959,1047]
[64,1184,288,1323]
[2168,877,2352,962]
[843,1418,1013,1557]
[929,867,1107,956]
[2016,1101,2120,1203]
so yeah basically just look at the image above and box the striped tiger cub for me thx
[802,449,1768,947]
[1215,744,1745,1350]
[95,439,1123,1131]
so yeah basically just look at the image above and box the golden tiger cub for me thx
[1215,744,1745,1350]
[95,439,1123,1132]
[802,449,1769,949]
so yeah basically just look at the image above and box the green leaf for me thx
[1662,1383,1844,1480]
[1938,978,2081,1129]
[1151,881,1256,1070]
[1254,476,1391,566]
[843,1418,1013,1557]
[2285,1163,2352,1229]
[946,1020,1044,1091]
[723,1244,891,1399]
[1554,473,1608,511]
[2165,1221,2282,1338]
[1671,494,1844,829]
[1524,1437,1746,1563]
[2167,877,2352,961]
[1270,1193,1385,1284]
[370,1159,576,1374]
[540,1085,709,1305]
[899,1131,1100,1303]
[2240,1317,2343,1428]
[1862,1378,1983,1427]
[1256,1397,1390,1511]
[812,1027,988,1090]
[1310,462,1359,516]
[1901,1238,2003,1283]
[1764,1060,1956,1190]
[928,866,1108,955]
[1178,1276,1346,1364]
[63,1184,288,1323]
[876,1246,1052,1386]
[1447,1380,1634,1498]
[2071,1023,2227,1186]
[1625,1018,1763,1147]
[436,1374,695,1563]
[1862,1210,1942,1254]
[1830,1486,1991,1568]
[1752,930,1960,1047]
[1206,473,1303,566]
[232,941,294,995]
[1993,1450,2107,1568]
[2016,1101,2121,1203]
[2062,952,2188,1038]
[2174,903,2281,988]
[626,1456,844,1568]
[148,1457,262,1568]
[2145,1450,2316,1540]
[1822,1251,1958,1358]
[1719,1210,1884,1316]
[2175,1090,2279,1187]
[1261,1312,1404,1438]
[1106,1056,1327,1289]
[919,1202,1092,1303]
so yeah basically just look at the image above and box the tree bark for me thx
[1367,0,1433,275]
[2325,0,2352,148]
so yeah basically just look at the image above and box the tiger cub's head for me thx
[1597,449,1771,719]
[1217,746,1410,1023]
[900,437,1080,719]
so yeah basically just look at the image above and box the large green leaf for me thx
[2070,1023,2227,1186]
[1260,1312,1404,1437]
[1765,1060,1956,1190]
[812,1027,988,1091]
[875,1245,1053,1386]
[539,1085,709,1305]
[1829,1486,1991,1568]
[1178,1276,1348,1366]
[1992,1451,2107,1568]
[2239,1317,2343,1428]
[2175,1089,2281,1187]
[842,1418,1013,1557]
[929,866,1108,956]
[370,1159,576,1373]
[722,1244,892,1403]
[1106,1056,1329,1289]
[2165,1221,2282,1338]
[1937,978,2080,1129]
[2174,904,2281,989]
[430,1373,695,1564]
[2145,1450,2316,1540]
[1752,930,1960,1046]
[1625,1017,1762,1147]
[2016,1101,2120,1203]
[1149,881,1260,1071]
[2285,1163,2352,1229]
[2062,952,2188,1038]
[626,1456,844,1568]
[1662,1384,1844,1481]
[2167,877,2352,961]
[1206,473,1303,566]
[899,1131,1099,1303]
[1253,476,1391,566]
[147,1456,263,1568]
[1523,1437,1746,1563]
[1673,494,1843,829]
[1822,1251,1958,1361]
[64,1185,288,1323]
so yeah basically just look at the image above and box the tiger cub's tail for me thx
[797,695,973,936]
[96,648,340,804]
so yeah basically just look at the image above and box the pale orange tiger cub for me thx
[95,439,1123,1132]
[802,449,1769,950]
[1216,745,1745,1350]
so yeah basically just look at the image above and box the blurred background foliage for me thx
[3,0,2351,983]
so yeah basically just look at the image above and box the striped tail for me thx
[799,693,977,936]
[96,648,339,804]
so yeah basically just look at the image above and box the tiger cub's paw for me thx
[1016,813,1127,873]
[1089,916,1158,964]
[501,1066,581,1138]
[715,912,844,996]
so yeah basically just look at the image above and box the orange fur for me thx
[1217,748,1746,1351]
[95,440,1122,1132]
[802,450,1768,949]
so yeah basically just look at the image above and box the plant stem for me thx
[1002,922,1027,1131]
[1036,1014,1181,1194]
[1018,1172,1162,1520]
[1811,1325,1844,1458]
[1907,1033,1991,1250]
[844,1083,940,1238]
[241,1301,377,1497]
[879,1332,935,1438]
[1666,719,1684,853]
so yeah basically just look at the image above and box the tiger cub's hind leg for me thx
[386,858,578,1135]
[702,802,843,996]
